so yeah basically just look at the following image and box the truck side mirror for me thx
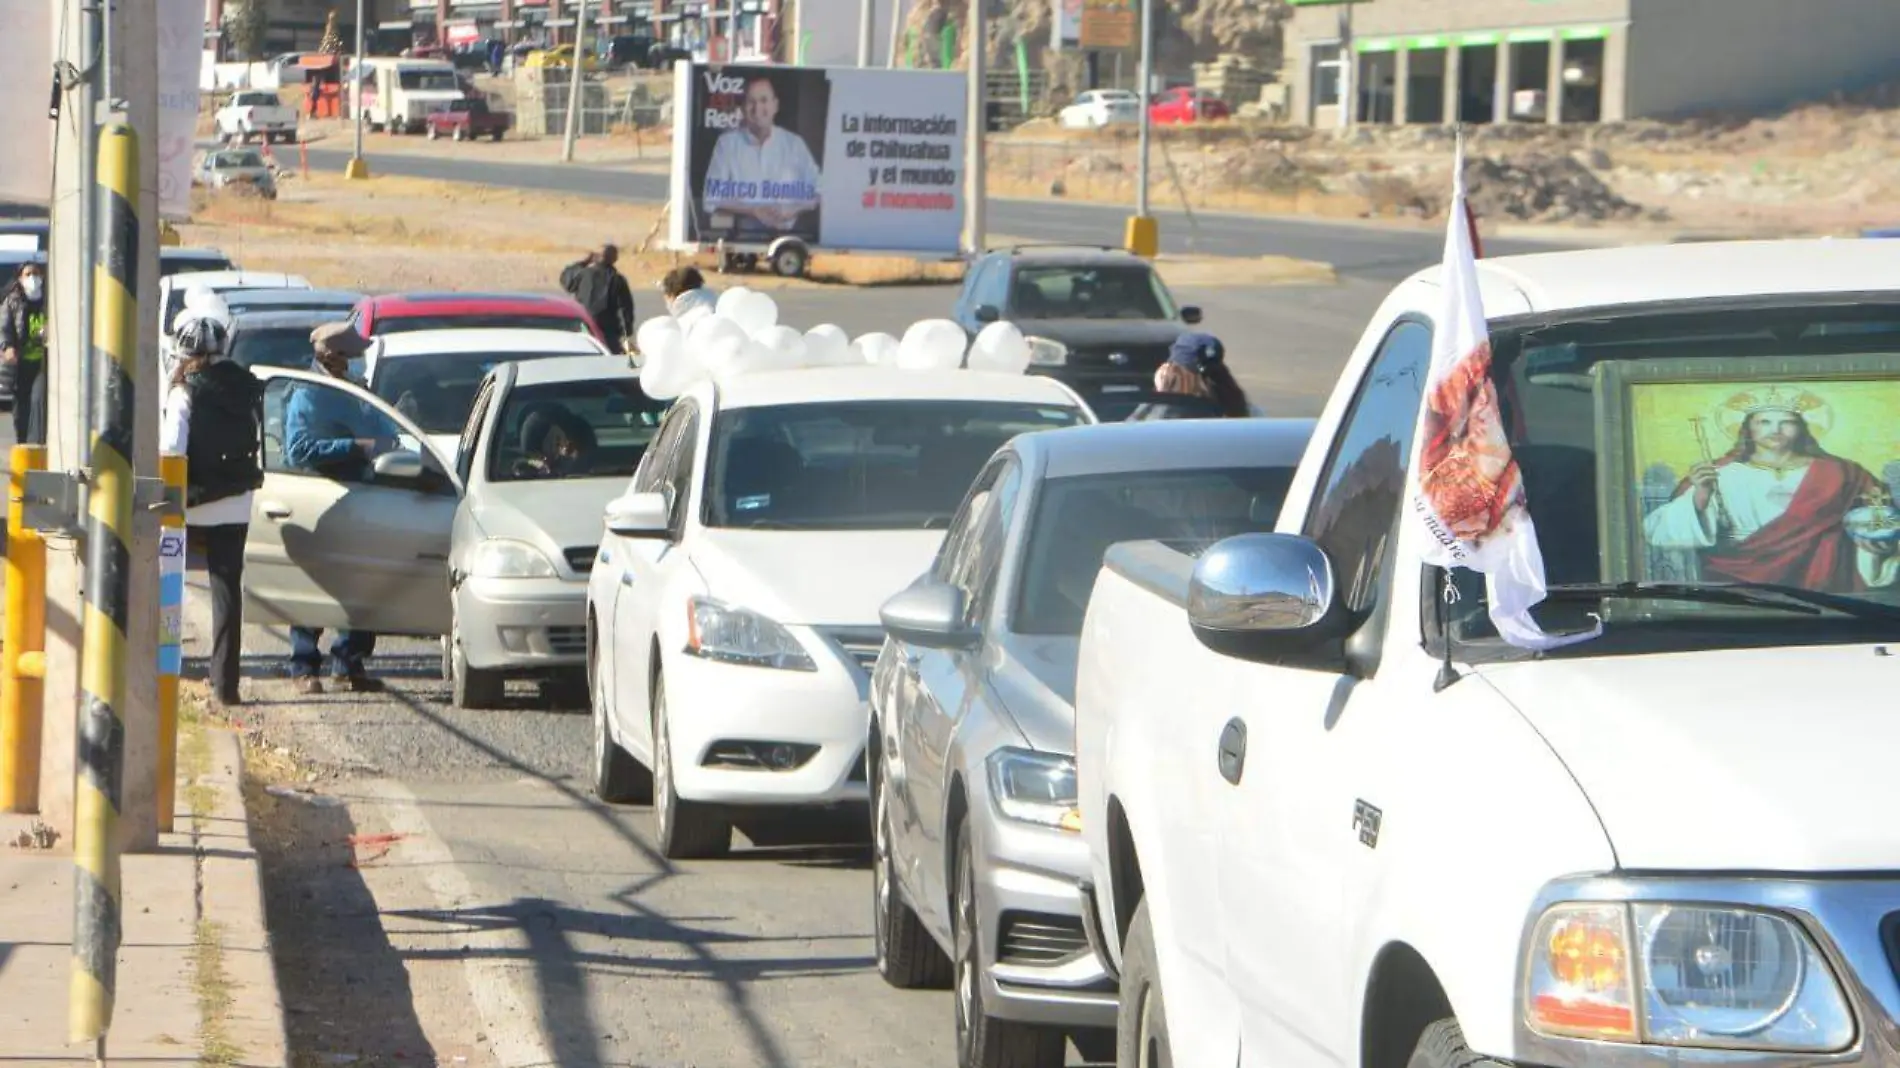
[1187,533,1352,671]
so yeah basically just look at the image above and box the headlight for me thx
[467,538,558,579]
[684,596,815,671]
[986,748,1080,832]
[1025,336,1068,367]
[1525,902,1853,1053]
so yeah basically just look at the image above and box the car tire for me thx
[769,242,809,279]
[491,129,504,142]
[449,614,506,710]
[954,821,1067,1068]
[1115,899,1172,1068]
[1405,1019,1509,1068]
[652,675,731,859]
[591,629,652,804]
[872,753,952,990]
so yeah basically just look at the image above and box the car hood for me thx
[1478,643,1900,871]
[690,528,945,627]
[990,635,1081,755]
[468,477,625,567]
[1011,319,1187,347]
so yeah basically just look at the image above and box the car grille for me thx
[997,912,1090,967]
[564,546,597,574]
[546,626,586,656]
[818,626,885,675]
[1067,343,1171,371]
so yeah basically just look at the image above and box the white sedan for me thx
[1059,90,1140,129]
[586,365,1095,859]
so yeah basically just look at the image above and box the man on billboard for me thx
[702,73,822,235]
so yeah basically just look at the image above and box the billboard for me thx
[0,0,54,207]
[668,64,967,256]
[1078,0,1136,50]
[158,0,203,220]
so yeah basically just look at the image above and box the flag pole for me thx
[1455,123,1483,259]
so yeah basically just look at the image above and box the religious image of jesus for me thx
[1642,387,1899,593]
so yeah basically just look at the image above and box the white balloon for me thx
[639,345,694,400]
[852,332,901,367]
[635,315,683,359]
[717,286,778,335]
[699,333,750,381]
[714,286,755,320]
[754,325,809,367]
[967,320,1032,374]
[804,324,851,366]
[896,318,969,371]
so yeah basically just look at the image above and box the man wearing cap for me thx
[282,322,395,693]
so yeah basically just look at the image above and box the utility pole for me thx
[1123,0,1156,256]
[347,0,369,178]
[857,0,874,65]
[961,0,985,255]
[561,0,588,159]
[1337,0,1355,131]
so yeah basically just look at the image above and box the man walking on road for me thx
[561,244,636,353]
[0,262,49,444]
[283,322,394,694]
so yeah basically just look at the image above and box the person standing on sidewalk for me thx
[161,315,265,709]
[283,321,393,694]
[0,262,50,444]
[562,244,636,352]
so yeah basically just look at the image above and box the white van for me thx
[356,58,463,135]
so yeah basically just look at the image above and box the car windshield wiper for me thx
[1543,582,1900,622]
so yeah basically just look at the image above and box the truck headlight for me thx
[468,538,557,579]
[1525,902,1853,1053]
[986,749,1080,832]
[684,596,815,671]
[1024,337,1068,367]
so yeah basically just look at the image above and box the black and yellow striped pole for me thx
[71,122,139,1051]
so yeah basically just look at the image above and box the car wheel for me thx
[954,820,1066,1068]
[1115,899,1171,1068]
[652,675,731,858]
[591,627,652,804]
[491,129,504,142]
[449,613,505,710]
[769,242,809,279]
[872,753,952,989]
[1406,1019,1509,1068]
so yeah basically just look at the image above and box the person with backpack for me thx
[560,244,636,352]
[160,315,265,709]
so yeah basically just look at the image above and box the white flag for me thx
[1408,138,1600,651]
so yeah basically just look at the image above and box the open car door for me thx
[243,366,462,636]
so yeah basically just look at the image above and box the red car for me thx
[348,291,604,342]
[1148,87,1231,124]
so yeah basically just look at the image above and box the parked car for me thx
[600,34,656,69]
[1058,90,1140,129]
[159,247,236,278]
[1076,237,1900,1068]
[1147,87,1229,124]
[349,291,604,343]
[646,41,694,68]
[362,327,612,458]
[423,98,512,142]
[870,417,1313,1068]
[523,45,598,71]
[216,89,300,144]
[443,356,672,709]
[585,366,1095,859]
[159,270,311,338]
[225,309,352,371]
[218,287,363,320]
[196,147,278,199]
[952,245,1203,415]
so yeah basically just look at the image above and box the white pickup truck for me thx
[216,89,299,144]
[1075,237,1900,1068]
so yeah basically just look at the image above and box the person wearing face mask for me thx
[0,263,50,444]
[283,321,394,694]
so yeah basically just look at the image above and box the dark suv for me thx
[952,245,1202,414]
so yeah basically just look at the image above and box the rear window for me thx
[371,350,584,435]
[235,92,279,107]
[374,313,589,336]
[229,327,316,370]
[159,255,234,278]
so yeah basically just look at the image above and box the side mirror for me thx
[1187,533,1350,669]
[1180,306,1203,324]
[974,304,1001,324]
[372,450,425,481]
[604,490,671,538]
[880,581,979,650]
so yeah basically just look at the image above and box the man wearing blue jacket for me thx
[284,322,395,694]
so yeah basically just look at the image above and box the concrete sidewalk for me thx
[0,722,286,1067]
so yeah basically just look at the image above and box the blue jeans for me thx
[288,627,377,678]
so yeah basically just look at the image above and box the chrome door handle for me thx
[1217,717,1247,786]
[261,501,291,520]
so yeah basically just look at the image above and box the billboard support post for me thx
[858,0,874,65]
[962,0,985,255]
[346,0,369,178]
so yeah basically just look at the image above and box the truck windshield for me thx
[1016,466,1298,636]
[705,400,1086,530]
[399,70,458,91]
[487,379,669,483]
[1009,264,1176,321]
[1445,299,1900,653]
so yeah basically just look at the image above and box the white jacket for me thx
[669,286,718,328]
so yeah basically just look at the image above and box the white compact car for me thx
[1059,90,1140,129]
[362,327,612,459]
[586,365,1095,859]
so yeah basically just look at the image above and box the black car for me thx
[952,245,1202,413]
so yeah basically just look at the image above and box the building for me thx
[1283,0,1900,127]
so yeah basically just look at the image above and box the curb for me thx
[184,723,289,1068]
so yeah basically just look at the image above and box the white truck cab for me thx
[357,58,464,135]
[1075,238,1900,1068]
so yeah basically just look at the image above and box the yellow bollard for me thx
[157,454,187,833]
[2,444,48,813]
[1124,215,1160,259]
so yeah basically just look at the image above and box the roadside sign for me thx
[1078,0,1136,50]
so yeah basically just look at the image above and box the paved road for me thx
[298,146,1572,279]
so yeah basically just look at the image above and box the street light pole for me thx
[347,0,369,178]
[1337,0,1354,131]
[1135,0,1151,218]
[962,0,985,255]
[562,0,588,160]
[857,0,874,65]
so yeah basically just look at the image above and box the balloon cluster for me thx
[179,282,233,331]
[636,285,1035,401]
